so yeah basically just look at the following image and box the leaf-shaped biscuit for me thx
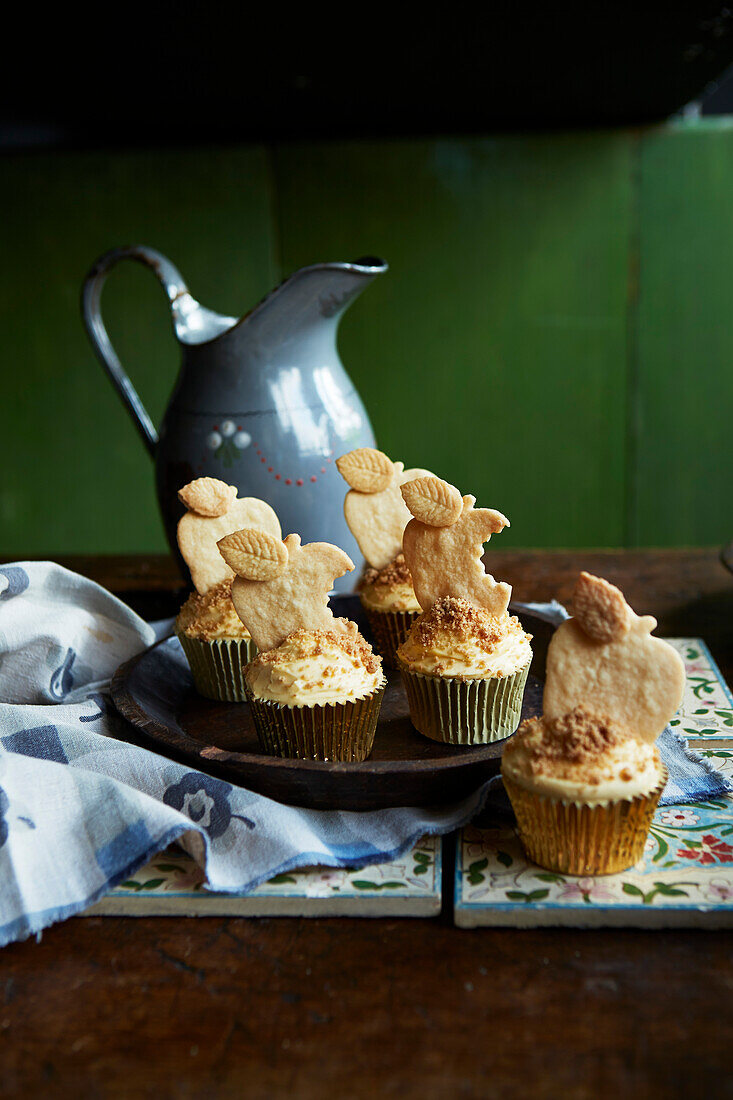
[544,579,685,742]
[177,494,281,594]
[218,529,288,581]
[401,476,463,527]
[402,496,511,615]
[230,534,355,652]
[573,571,631,642]
[336,448,394,493]
[178,477,237,517]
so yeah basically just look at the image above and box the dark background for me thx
[2,6,733,149]
[2,4,733,558]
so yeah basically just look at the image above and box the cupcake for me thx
[218,528,386,760]
[357,554,422,669]
[397,475,532,744]
[174,477,281,701]
[501,571,685,875]
[336,447,433,666]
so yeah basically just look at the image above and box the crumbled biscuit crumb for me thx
[510,706,627,778]
[360,552,413,591]
[177,579,245,641]
[254,623,381,675]
[414,596,504,650]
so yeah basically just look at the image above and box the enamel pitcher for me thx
[82,247,386,591]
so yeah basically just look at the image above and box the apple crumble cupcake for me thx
[218,528,386,761]
[501,572,684,875]
[397,476,532,744]
[337,447,433,666]
[174,477,281,702]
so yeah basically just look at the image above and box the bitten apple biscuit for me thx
[402,482,511,617]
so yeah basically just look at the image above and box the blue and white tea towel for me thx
[0,563,491,947]
[0,562,729,948]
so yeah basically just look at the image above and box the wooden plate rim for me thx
[111,635,517,776]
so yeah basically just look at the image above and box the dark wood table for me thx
[3,550,733,1099]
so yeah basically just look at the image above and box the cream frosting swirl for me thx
[176,580,251,642]
[360,581,421,614]
[501,708,665,804]
[358,553,422,614]
[245,625,384,707]
[397,597,532,679]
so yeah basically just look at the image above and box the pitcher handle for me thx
[81,245,189,457]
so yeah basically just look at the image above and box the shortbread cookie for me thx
[339,448,434,569]
[402,487,511,616]
[400,476,463,528]
[543,572,685,742]
[220,531,355,653]
[178,477,237,518]
[218,528,385,762]
[177,478,281,594]
[572,571,631,642]
[336,448,394,494]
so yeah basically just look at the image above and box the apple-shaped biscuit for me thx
[338,448,434,570]
[177,478,281,594]
[544,572,685,742]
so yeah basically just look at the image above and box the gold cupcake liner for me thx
[502,766,668,875]
[398,659,530,745]
[245,683,386,762]
[363,605,419,669]
[176,632,257,703]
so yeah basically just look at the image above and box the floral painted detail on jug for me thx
[206,420,252,466]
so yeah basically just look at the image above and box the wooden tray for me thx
[111,636,542,811]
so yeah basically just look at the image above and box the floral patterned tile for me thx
[455,751,733,929]
[85,638,731,925]
[666,638,733,739]
[86,835,442,918]
[698,741,733,779]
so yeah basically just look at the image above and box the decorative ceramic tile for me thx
[455,749,733,929]
[85,835,442,918]
[666,638,733,739]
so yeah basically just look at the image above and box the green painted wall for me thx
[1,122,730,553]
[0,148,278,554]
[275,135,632,549]
[634,121,733,547]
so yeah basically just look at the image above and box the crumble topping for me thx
[414,596,504,651]
[360,552,412,591]
[253,623,381,675]
[507,706,635,782]
[176,579,248,641]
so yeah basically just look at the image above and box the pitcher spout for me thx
[311,257,388,318]
[237,257,388,348]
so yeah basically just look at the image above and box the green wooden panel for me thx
[273,136,633,549]
[633,121,733,547]
[3,125,730,556]
[0,147,278,553]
